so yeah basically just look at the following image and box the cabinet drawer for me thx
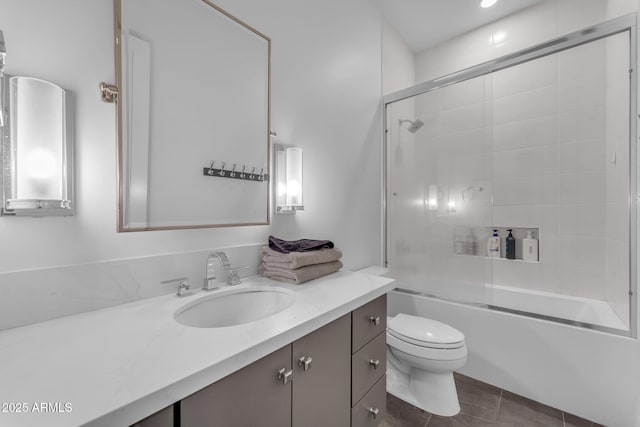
[351,375,387,427]
[352,294,387,353]
[351,332,386,406]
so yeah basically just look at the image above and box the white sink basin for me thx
[174,287,295,328]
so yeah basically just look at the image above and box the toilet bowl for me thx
[386,313,467,417]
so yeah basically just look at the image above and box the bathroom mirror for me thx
[115,0,270,231]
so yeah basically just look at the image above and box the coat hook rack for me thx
[203,161,267,182]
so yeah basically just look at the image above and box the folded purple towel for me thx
[268,235,334,254]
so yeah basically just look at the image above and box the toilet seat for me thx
[387,314,465,350]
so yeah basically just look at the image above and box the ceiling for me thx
[380,0,545,53]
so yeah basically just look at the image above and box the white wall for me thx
[381,20,415,96]
[0,0,382,327]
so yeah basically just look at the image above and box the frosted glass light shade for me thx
[285,147,303,208]
[2,76,73,216]
[274,143,304,214]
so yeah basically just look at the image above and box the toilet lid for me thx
[388,314,465,348]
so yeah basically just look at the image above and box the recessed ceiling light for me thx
[481,0,498,8]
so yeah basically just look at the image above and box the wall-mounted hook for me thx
[99,82,118,103]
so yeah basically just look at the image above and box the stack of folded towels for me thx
[259,235,343,285]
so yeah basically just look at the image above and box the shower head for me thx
[399,118,424,134]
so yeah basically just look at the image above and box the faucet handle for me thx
[228,266,248,285]
[161,277,193,297]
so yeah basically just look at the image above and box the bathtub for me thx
[386,285,640,427]
[386,276,628,331]
[486,284,627,330]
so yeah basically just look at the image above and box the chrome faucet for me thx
[204,251,231,290]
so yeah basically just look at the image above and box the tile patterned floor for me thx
[382,373,604,427]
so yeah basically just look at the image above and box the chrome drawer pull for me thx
[277,368,293,385]
[369,315,380,326]
[368,407,379,419]
[369,358,380,369]
[298,356,313,372]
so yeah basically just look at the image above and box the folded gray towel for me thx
[261,246,342,269]
[260,260,343,285]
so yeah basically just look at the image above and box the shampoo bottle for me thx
[522,231,538,262]
[487,229,500,258]
[505,229,516,260]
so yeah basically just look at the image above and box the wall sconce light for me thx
[273,142,304,214]
[1,76,73,216]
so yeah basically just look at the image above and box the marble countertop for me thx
[0,270,394,427]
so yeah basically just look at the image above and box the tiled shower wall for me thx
[388,0,636,327]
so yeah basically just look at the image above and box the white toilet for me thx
[386,313,467,417]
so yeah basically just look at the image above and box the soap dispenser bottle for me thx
[505,229,516,260]
[487,229,500,258]
[522,231,538,261]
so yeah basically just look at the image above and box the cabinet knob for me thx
[369,316,380,326]
[298,356,313,372]
[277,368,293,385]
[368,407,379,419]
[368,358,380,370]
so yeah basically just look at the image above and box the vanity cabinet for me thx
[181,314,351,427]
[133,294,387,427]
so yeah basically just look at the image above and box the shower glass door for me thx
[386,72,494,307]
[384,16,636,335]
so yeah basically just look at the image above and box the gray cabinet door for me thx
[130,405,173,427]
[181,344,292,427]
[292,313,351,427]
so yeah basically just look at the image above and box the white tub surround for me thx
[0,271,394,427]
